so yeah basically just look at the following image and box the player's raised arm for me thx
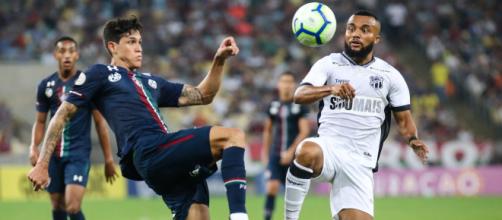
[92,109,117,184]
[178,36,239,106]
[294,83,355,104]
[393,110,429,164]
[27,101,78,191]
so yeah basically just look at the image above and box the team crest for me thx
[369,76,383,89]
[75,72,86,85]
[108,72,122,82]
[45,88,53,97]
[148,79,157,89]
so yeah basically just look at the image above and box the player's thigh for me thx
[266,179,281,195]
[331,156,374,220]
[47,156,65,194]
[144,127,214,194]
[296,137,331,178]
[65,184,86,212]
[186,203,210,220]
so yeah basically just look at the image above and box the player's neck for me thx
[279,94,294,102]
[57,68,76,81]
[110,58,132,71]
[351,54,374,66]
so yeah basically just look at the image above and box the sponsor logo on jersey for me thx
[148,79,157,89]
[334,79,350,84]
[75,72,86,85]
[369,76,383,89]
[108,72,122,82]
[329,96,383,114]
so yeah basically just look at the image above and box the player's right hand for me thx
[29,147,39,167]
[331,83,355,100]
[27,164,50,191]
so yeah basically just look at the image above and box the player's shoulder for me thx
[320,52,353,66]
[371,57,402,76]
[38,72,58,86]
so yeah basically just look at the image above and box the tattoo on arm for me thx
[178,85,205,106]
[37,102,77,165]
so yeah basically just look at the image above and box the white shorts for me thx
[297,136,374,220]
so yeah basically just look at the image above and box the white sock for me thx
[284,160,313,220]
[230,212,249,220]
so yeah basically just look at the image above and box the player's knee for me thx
[65,201,81,214]
[225,128,246,148]
[295,142,322,168]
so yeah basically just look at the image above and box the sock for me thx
[69,211,85,220]
[284,160,313,220]
[221,147,248,217]
[52,210,67,220]
[264,194,275,220]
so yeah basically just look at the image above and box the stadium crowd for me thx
[0,0,498,156]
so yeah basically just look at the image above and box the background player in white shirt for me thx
[284,11,429,220]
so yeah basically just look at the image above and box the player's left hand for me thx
[27,164,50,191]
[104,160,118,184]
[410,139,429,164]
[215,36,239,60]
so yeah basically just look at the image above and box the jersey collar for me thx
[341,52,375,67]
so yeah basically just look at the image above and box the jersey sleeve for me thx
[300,56,330,86]
[155,76,184,107]
[299,105,309,118]
[35,80,49,112]
[65,65,106,107]
[388,71,411,112]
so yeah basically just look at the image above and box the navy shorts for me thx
[267,155,289,183]
[47,156,90,193]
[134,126,215,219]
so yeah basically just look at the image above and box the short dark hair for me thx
[280,71,296,80]
[353,10,379,21]
[103,16,143,55]
[54,36,78,48]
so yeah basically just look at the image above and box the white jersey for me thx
[300,52,410,168]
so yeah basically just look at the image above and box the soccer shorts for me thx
[266,155,289,183]
[297,136,374,219]
[133,126,215,219]
[47,156,91,193]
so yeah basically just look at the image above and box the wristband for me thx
[408,136,418,145]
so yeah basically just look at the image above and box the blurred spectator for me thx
[0,101,12,153]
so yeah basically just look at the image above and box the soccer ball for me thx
[292,2,337,47]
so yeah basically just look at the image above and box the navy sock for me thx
[69,211,85,220]
[52,210,67,220]
[264,194,275,220]
[221,147,247,214]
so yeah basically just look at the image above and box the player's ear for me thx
[374,33,381,45]
[107,41,116,55]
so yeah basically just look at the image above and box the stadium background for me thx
[0,0,501,219]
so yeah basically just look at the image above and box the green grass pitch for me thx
[1,196,501,220]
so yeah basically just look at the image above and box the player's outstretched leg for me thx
[209,127,248,220]
[284,141,323,220]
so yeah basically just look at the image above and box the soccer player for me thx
[262,72,310,220]
[283,11,429,220]
[28,36,117,220]
[28,17,248,220]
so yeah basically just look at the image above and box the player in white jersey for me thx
[284,11,429,220]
